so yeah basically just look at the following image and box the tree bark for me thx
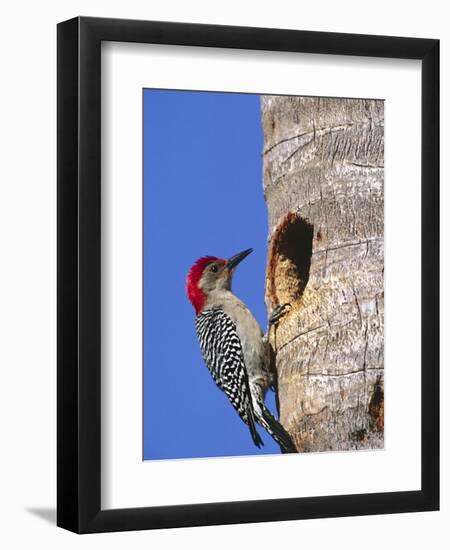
[262,96,384,452]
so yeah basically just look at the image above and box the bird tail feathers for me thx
[247,408,264,448]
[259,405,297,453]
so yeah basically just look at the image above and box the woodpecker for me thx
[186,248,296,453]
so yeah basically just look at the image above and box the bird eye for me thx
[210,264,218,273]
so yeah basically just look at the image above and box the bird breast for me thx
[217,293,271,389]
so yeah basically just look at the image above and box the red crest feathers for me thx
[186,256,220,314]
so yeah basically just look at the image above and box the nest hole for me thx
[267,212,313,309]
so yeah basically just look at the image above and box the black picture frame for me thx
[57,16,439,533]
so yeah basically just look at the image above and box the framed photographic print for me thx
[57,17,439,533]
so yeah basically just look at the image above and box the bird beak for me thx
[225,248,253,270]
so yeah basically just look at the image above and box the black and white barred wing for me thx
[195,307,263,448]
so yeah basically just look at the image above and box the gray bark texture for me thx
[262,96,384,452]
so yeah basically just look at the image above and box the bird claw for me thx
[269,303,291,325]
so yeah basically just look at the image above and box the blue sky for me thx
[143,89,280,459]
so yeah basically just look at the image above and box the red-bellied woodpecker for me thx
[186,248,296,453]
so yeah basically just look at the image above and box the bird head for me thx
[186,248,253,314]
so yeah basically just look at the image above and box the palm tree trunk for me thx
[262,96,384,452]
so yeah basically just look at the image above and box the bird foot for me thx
[269,303,291,325]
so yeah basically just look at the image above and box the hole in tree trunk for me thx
[266,212,314,310]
